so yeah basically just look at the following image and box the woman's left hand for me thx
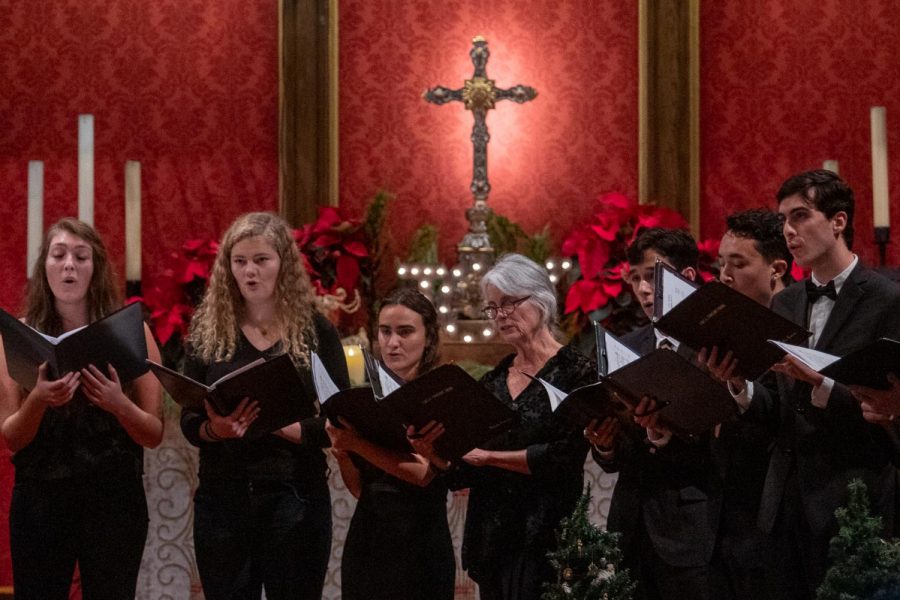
[81,364,130,414]
[461,448,493,467]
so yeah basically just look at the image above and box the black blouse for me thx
[447,344,594,580]
[180,311,349,492]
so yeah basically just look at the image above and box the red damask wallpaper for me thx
[0,0,279,587]
[700,0,900,266]
[337,0,639,267]
[0,0,279,313]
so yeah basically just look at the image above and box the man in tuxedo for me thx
[586,227,725,600]
[708,170,900,598]
[708,209,793,599]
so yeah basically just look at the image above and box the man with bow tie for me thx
[716,170,900,598]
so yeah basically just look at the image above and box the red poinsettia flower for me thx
[296,206,371,296]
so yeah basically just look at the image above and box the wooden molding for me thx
[638,0,700,236]
[278,0,339,227]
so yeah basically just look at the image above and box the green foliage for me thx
[406,224,440,264]
[454,359,493,381]
[817,479,900,600]
[543,485,635,600]
[487,213,553,263]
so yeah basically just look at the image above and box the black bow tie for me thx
[806,279,837,303]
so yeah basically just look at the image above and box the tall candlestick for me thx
[125,161,142,283]
[78,114,94,226]
[870,107,890,229]
[822,159,839,175]
[27,161,44,279]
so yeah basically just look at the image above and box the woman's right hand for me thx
[407,420,449,469]
[325,417,362,453]
[30,363,80,408]
[204,397,259,440]
[584,417,619,451]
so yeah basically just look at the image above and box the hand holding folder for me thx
[652,261,811,380]
[147,353,315,438]
[313,352,518,459]
[0,302,150,390]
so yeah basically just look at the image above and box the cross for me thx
[424,36,537,259]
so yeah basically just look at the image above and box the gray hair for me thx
[480,253,559,330]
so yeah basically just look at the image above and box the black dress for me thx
[445,344,594,600]
[180,312,349,600]
[341,457,455,600]
[9,330,149,599]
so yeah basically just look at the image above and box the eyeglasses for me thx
[482,296,531,320]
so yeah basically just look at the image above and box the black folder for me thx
[322,386,411,452]
[818,338,900,390]
[323,363,518,459]
[147,354,315,438]
[654,273,811,380]
[601,348,738,437]
[538,323,644,441]
[0,302,149,390]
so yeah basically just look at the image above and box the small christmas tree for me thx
[542,484,635,600]
[817,479,900,600]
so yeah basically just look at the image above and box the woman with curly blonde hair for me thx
[180,212,349,600]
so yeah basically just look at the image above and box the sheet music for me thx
[657,267,697,318]
[605,332,640,373]
[769,340,839,372]
[378,363,403,397]
[534,377,567,412]
[36,324,88,345]
[310,351,340,404]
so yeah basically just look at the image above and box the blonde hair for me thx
[188,212,317,366]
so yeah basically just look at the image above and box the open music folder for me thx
[0,302,149,390]
[540,322,737,438]
[147,353,316,437]
[313,353,518,459]
[771,338,900,390]
[652,261,811,380]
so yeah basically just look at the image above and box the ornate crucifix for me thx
[424,36,537,277]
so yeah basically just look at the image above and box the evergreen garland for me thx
[542,484,635,600]
[817,479,900,600]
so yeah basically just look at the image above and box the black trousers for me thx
[193,478,332,600]
[10,473,149,600]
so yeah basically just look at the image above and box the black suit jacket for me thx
[597,324,722,568]
[747,263,900,543]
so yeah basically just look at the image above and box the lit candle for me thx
[822,160,839,175]
[78,114,94,226]
[870,106,891,228]
[343,344,365,386]
[27,161,44,279]
[125,161,142,281]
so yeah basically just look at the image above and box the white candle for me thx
[125,161,142,281]
[870,106,891,228]
[343,344,366,387]
[822,160,839,175]
[78,114,94,226]
[27,161,44,279]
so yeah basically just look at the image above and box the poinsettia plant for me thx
[560,192,719,338]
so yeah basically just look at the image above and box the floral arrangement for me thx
[560,192,719,338]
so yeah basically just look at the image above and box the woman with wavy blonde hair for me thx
[180,212,349,600]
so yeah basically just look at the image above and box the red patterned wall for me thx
[0,0,278,586]
[337,0,639,267]
[0,0,279,314]
[700,0,900,266]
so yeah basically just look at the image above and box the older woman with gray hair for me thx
[411,253,594,600]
